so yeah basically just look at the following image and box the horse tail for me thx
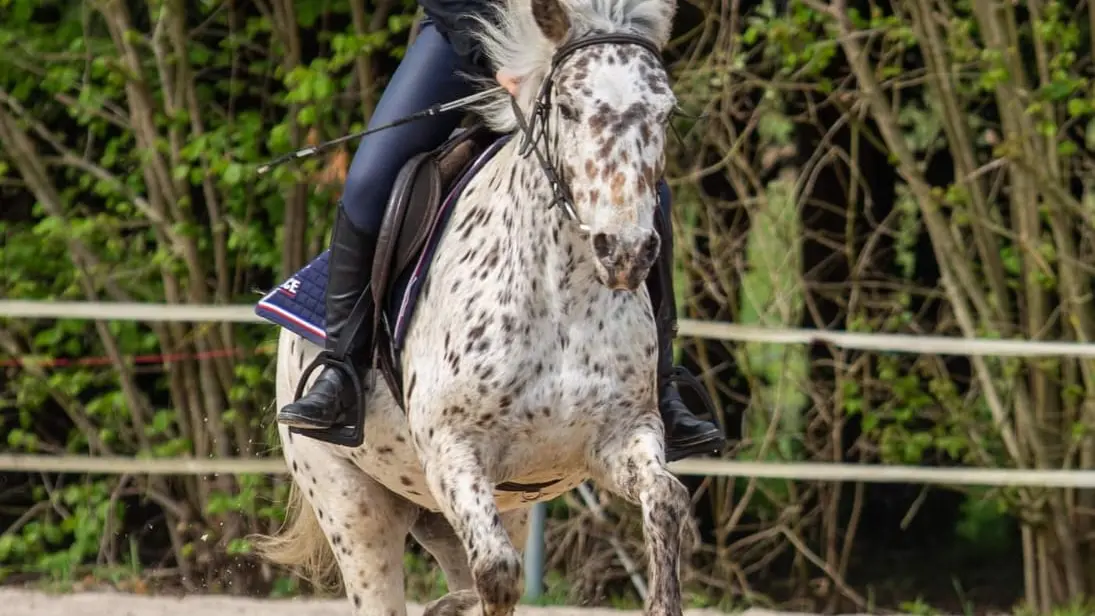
[252,480,341,593]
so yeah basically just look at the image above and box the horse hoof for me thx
[423,589,481,616]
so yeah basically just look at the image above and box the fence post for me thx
[523,501,547,601]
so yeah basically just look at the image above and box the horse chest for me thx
[413,231,655,376]
[391,184,660,494]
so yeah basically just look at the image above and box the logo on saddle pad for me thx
[278,277,301,298]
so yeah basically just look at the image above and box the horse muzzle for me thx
[591,227,661,291]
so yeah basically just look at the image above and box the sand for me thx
[0,587,890,616]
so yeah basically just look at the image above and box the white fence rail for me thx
[2,299,1095,488]
[5,299,1095,358]
[2,454,1094,488]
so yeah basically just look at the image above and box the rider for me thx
[275,0,726,461]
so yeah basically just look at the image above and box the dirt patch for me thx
[0,587,903,616]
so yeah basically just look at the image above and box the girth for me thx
[496,477,564,495]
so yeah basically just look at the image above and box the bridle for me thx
[507,31,666,235]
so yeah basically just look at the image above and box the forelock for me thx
[465,0,675,132]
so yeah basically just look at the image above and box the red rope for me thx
[0,345,275,369]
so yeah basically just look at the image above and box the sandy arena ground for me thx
[0,587,897,616]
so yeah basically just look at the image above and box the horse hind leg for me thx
[589,408,691,616]
[413,509,529,616]
[264,328,420,614]
[269,438,421,615]
[416,436,526,616]
[412,510,475,592]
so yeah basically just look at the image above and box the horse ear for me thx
[531,0,571,44]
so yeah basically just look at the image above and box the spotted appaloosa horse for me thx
[254,0,695,613]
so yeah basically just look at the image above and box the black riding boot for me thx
[648,206,725,462]
[277,204,378,430]
[655,315,726,461]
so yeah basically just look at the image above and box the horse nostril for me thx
[593,232,616,260]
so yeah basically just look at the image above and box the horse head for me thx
[475,0,679,291]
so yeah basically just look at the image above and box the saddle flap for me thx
[392,138,483,272]
[392,159,443,277]
[372,151,440,311]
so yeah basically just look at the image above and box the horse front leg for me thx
[589,404,691,616]
[414,429,525,616]
[414,508,530,616]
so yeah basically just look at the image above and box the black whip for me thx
[255,87,504,175]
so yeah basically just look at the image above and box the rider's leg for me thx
[648,179,726,461]
[278,19,476,430]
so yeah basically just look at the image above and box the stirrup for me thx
[662,366,726,462]
[665,365,722,429]
[292,349,366,426]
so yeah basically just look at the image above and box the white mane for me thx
[466,0,674,132]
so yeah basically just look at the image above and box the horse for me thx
[253,0,696,613]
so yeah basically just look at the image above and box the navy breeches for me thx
[341,20,476,232]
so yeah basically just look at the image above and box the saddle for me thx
[370,123,497,310]
[369,123,499,402]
